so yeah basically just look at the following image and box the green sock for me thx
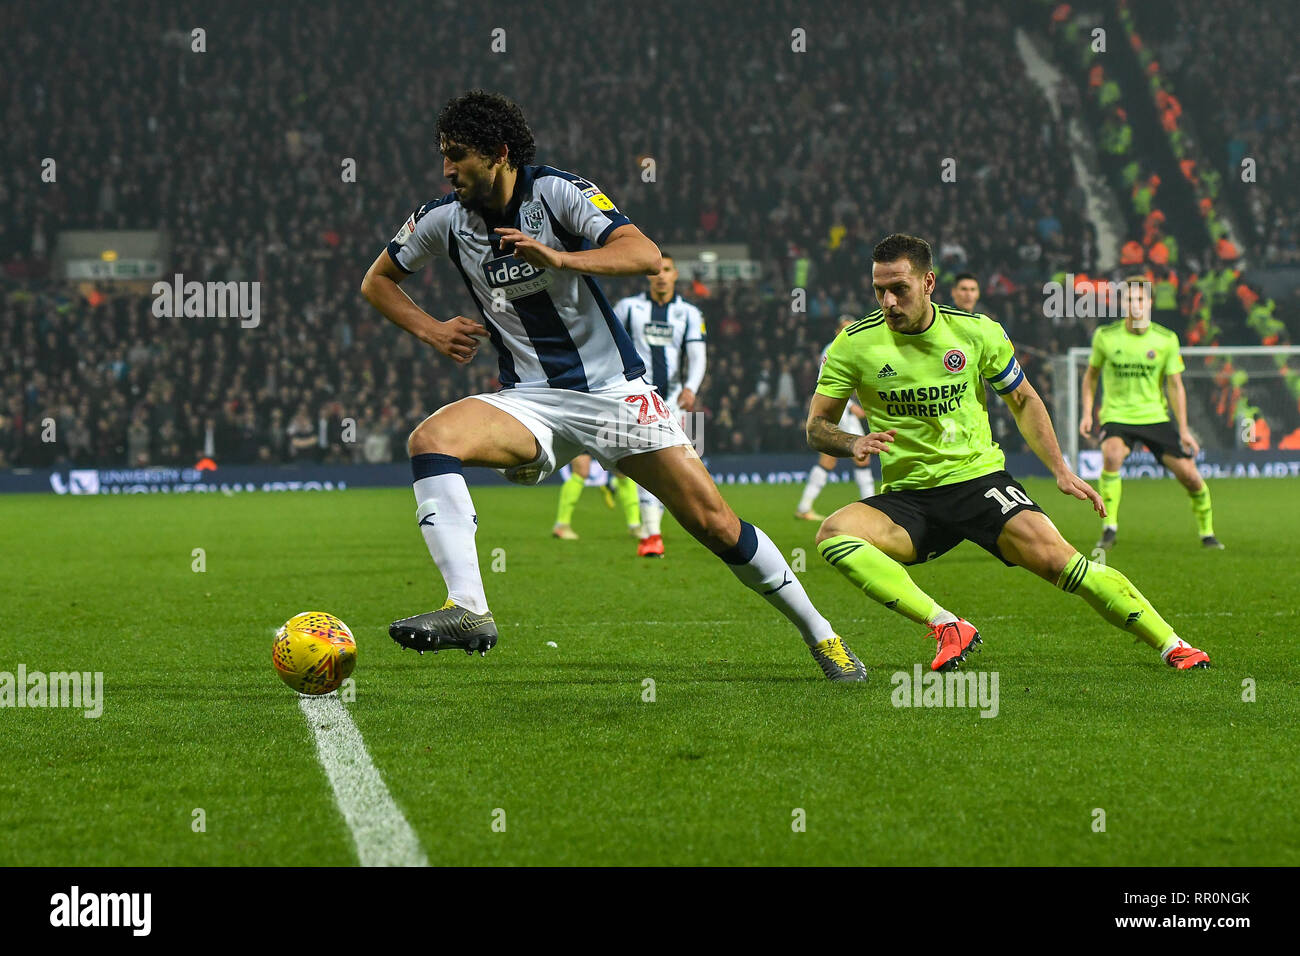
[818,535,940,625]
[555,472,584,526]
[1098,470,1121,529]
[614,476,641,528]
[1057,552,1177,652]
[1189,484,1214,537]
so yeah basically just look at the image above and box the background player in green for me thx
[1079,276,1222,551]
[807,235,1210,671]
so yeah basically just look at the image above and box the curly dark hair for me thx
[436,90,537,169]
[872,234,933,275]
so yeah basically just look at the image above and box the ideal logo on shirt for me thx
[643,320,675,347]
[482,255,553,300]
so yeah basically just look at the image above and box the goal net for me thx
[1051,346,1300,477]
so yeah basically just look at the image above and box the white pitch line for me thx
[504,609,1293,629]
[298,695,429,867]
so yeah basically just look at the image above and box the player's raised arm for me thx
[499,175,660,277]
[679,306,707,412]
[807,328,896,463]
[1079,328,1104,437]
[1163,370,1199,455]
[360,249,487,365]
[806,393,896,464]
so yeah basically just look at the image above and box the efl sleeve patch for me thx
[582,186,616,211]
[392,215,416,246]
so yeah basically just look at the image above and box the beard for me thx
[453,175,494,215]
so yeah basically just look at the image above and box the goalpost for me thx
[1053,345,1300,474]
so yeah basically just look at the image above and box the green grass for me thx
[2,476,1297,865]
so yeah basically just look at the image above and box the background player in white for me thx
[795,316,875,521]
[359,90,868,680]
[615,254,707,557]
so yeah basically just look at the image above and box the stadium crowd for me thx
[1133,0,1300,268]
[1,0,1285,469]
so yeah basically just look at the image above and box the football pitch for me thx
[3,476,1297,867]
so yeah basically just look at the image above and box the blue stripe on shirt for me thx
[649,299,669,396]
[511,290,590,391]
[539,195,646,382]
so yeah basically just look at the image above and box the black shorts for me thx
[1099,421,1189,460]
[864,469,1044,567]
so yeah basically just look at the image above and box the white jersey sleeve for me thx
[682,303,707,392]
[537,175,632,248]
[684,303,706,342]
[386,196,455,274]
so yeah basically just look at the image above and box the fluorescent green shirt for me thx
[1088,321,1184,425]
[816,303,1023,492]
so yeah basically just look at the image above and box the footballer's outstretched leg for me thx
[1162,452,1222,549]
[613,473,643,537]
[636,483,666,557]
[552,454,589,540]
[816,507,980,672]
[618,445,867,681]
[1096,436,1127,549]
[390,600,498,656]
[389,399,542,658]
[996,509,1210,669]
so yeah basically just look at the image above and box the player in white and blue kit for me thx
[615,255,707,557]
[795,316,877,520]
[359,91,866,680]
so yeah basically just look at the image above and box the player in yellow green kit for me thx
[1079,277,1222,551]
[807,235,1209,671]
[551,454,640,540]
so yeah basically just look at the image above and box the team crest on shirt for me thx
[943,349,967,373]
[521,199,545,234]
[1146,349,1156,359]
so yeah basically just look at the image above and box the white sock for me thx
[719,520,834,647]
[854,467,875,498]
[638,486,663,537]
[411,455,489,615]
[797,465,829,513]
[927,607,959,626]
[1159,636,1188,660]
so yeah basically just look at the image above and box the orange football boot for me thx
[929,619,982,672]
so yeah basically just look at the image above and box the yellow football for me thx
[272,611,357,695]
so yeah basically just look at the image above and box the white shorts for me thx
[558,457,612,486]
[839,407,866,435]
[470,378,694,485]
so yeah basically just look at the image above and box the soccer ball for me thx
[272,611,357,695]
